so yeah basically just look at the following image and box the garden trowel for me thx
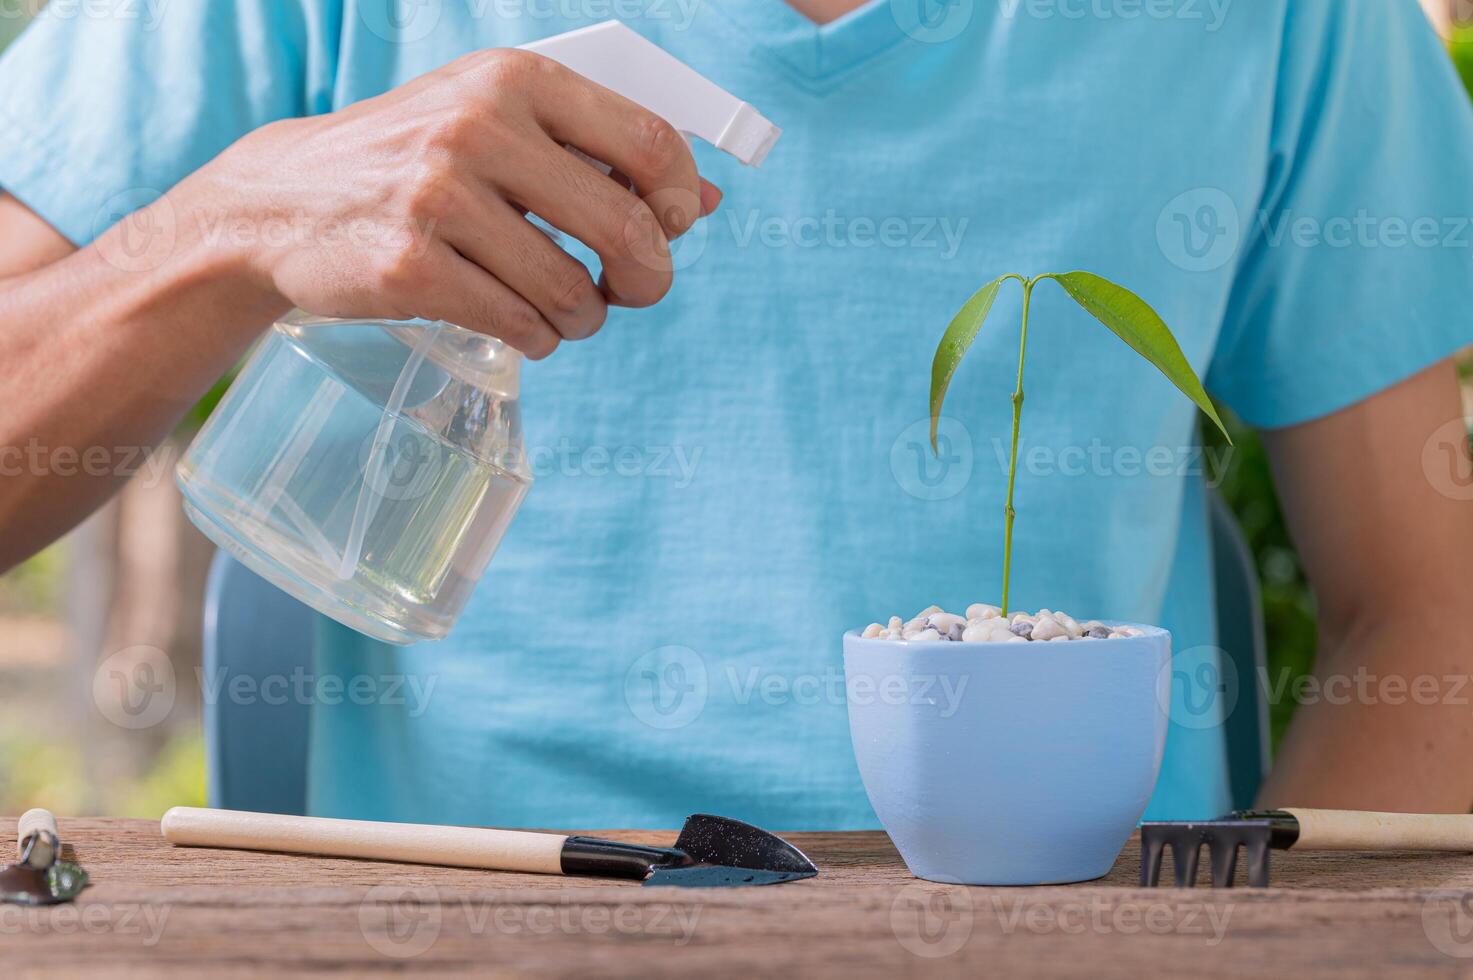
[162,807,817,887]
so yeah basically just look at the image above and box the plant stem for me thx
[1000,277,1036,617]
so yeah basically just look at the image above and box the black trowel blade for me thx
[646,865,815,887]
[642,813,818,888]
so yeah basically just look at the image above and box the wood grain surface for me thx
[3,818,1473,977]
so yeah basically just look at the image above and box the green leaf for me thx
[1050,271,1231,443]
[930,275,1012,451]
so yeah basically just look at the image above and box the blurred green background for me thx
[1453,22,1473,91]
[0,4,1469,817]
[0,14,23,49]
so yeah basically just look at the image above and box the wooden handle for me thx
[1286,809,1473,851]
[161,807,567,874]
[17,808,58,868]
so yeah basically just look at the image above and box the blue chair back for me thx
[201,548,315,814]
[1208,491,1271,809]
[202,492,1271,814]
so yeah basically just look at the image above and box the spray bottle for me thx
[176,22,781,644]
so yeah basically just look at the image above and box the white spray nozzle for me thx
[521,21,781,167]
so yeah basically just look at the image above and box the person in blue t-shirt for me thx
[1,0,1471,827]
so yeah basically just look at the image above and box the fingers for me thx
[609,172,722,217]
[699,179,723,217]
[443,195,608,341]
[468,51,717,306]
[410,49,731,334]
[413,242,563,359]
[494,140,676,308]
[529,68,704,242]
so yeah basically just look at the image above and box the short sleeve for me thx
[1209,0,1473,429]
[0,1,342,245]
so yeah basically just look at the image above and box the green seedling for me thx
[929,271,1232,616]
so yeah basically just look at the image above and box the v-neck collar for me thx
[700,0,909,81]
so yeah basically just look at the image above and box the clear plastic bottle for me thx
[177,312,532,643]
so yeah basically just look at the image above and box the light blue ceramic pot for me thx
[843,625,1170,885]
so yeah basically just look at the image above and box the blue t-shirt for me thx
[3,0,1471,827]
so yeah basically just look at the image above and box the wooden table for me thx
[5,819,1473,977]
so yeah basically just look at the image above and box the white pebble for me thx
[861,606,1133,644]
[927,613,967,633]
[1031,617,1067,641]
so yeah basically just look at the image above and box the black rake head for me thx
[1140,819,1276,888]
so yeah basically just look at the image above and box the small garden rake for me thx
[1142,809,1473,888]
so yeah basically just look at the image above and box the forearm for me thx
[1259,597,1473,812]
[0,199,286,569]
[1255,360,1473,812]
